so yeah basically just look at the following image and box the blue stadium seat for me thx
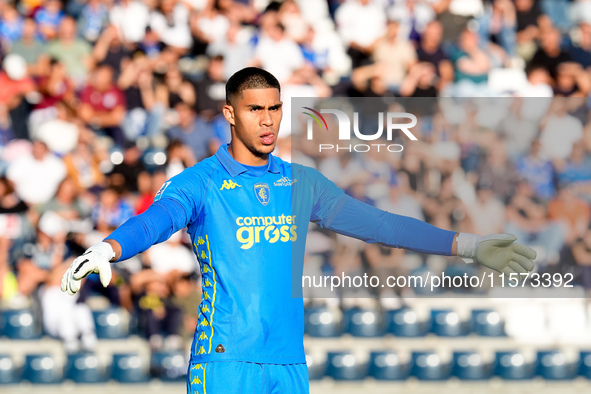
[150,351,187,382]
[64,352,104,383]
[0,309,41,340]
[579,351,591,379]
[111,353,149,383]
[93,308,129,339]
[368,351,409,380]
[304,306,343,337]
[325,351,367,380]
[22,354,62,384]
[411,351,451,380]
[431,309,468,337]
[494,351,535,380]
[343,307,385,337]
[452,351,492,380]
[471,309,505,337]
[536,350,577,380]
[0,354,19,384]
[305,352,326,380]
[385,308,429,337]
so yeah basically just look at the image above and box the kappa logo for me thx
[274,177,297,186]
[254,183,270,206]
[220,179,241,190]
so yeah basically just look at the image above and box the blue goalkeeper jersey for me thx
[155,144,346,365]
[147,144,455,365]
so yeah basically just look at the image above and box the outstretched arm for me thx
[61,198,189,295]
[302,165,536,276]
[326,196,535,276]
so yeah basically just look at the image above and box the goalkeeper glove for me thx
[456,233,536,276]
[61,242,115,295]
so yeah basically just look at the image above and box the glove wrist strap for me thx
[456,233,481,264]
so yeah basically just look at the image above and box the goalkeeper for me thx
[61,67,535,394]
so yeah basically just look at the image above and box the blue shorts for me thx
[186,361,309,394]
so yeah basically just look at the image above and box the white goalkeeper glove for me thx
[456,233,536,276]
[61,242,115,295]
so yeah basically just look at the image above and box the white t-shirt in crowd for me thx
[7,153,67,205]
[110,0,150,43]
[335,0,387,47]
[254,35,304,83]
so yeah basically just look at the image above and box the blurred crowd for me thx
[1,0,591,353]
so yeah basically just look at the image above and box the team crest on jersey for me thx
[254,183,270,206]
[154,181,171,201]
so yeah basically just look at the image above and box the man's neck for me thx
[227,143,269,166]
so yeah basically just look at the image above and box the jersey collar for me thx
[215,144,280,177]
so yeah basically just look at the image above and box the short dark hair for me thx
[226,67,280,105]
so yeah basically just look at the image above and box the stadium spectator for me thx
[63,131,107,193]
[144,230,196,274]
[548,182,591,244]
[194,55,227,120]
[478,137,521,201]
[77,0,110,43]
[91,186,133,232]
[423,176,473,233]
[528,27,573,82]
[251,20,305,83]
[505,180,567,266]
[516,138,556,200]
[445,28,493,96]
[170,271,201,344]
[190,1,230,54]
[478,0,517,58]
[130,267,183,350]
[0,3,23,48]
[149,0,192,53]
[46,16,93,87]
[9,17,47,76]
[16,214,69,296]
[166,101,216,162]
[117,51,163,140]
[556,141,591,202]
[566,22,591,70]
[515,0,550,61]
[35,0,65,42]
[38,178,91,226]
[416,20,454,91]
[372,20,417,91]
[109,0,150,44]
[109,143,146,193]
[79,64,127,147]
[399,62,439,97]
[156,64,196,109]
[6,139,66,205]
[468,178,507,235]
[335,0,387,69]
[165,139,196,179]
[206,20,255,80]
[135,170,168,214]
[92,25,131,80]
[539,97,584,161]
[552,61,591,97]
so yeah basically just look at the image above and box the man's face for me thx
[225,88,282,158]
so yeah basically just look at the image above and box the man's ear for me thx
[223,104,235,126]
